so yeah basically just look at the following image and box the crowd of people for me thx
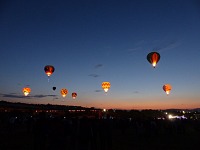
[1,112,200,150]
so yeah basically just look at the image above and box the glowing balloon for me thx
[22,87,31,96]
[163,84,172,95]
[53,87,56,91]
[44,65,55,77]
[147,52,160,68]
[102,82,111,93]
[72,92,77,99]
[60,88,68,97]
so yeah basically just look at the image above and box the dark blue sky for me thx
[1,0,200,109]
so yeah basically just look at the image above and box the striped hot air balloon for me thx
[102,82,111,93]
[147,52,160,68]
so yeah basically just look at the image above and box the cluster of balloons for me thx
[44,65,78,99]
[147,52,172,95]
[22,65,78,99]
[22,53,172,98]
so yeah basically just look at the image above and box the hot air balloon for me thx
[44,65,55,81]
[147,52,160,68]
[72,92,77,99]
[102,82,111,93]
[163,84,172,95]
[22,87,31,96]
[60,88,68,97]
[53,87,56,91]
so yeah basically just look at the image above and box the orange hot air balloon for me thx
[44,65,55,77]
[147,52,160,68]
[72,92,77,99]
[60,88,68,97]
[102,82,111,93]
[163,84,172,95]
[22,87,31,96]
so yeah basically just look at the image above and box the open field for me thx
[1,114,200,150]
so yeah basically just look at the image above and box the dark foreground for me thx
[1,115,200,150]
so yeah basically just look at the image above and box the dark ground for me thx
[1,116,200,150]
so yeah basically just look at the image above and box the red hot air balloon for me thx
[163,84,172,95]
[72,92,77,99]
[44,65,55,81]
[147,52,160,68]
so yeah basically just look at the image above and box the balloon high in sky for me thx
[147,52,160,68]
[0,0,200,110]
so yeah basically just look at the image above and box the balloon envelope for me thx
[72,92,77,99]
[60,88,68,97]
[22,87,31,96]
[44,65,55,77]
[163,84,172,95]
[147,52,160,68]
[102,82,111,93]
[53,87,56,91]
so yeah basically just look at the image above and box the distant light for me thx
[168,114,173,119]
[103,109,106,112]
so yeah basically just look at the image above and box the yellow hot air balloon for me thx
[163,84,172,95]
[147,52,160,68]
[102,82,111,93]
[60,88,68,97]
[72,92,77,99]
[22,87,31,96]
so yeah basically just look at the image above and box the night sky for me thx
[1,0,200,110]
